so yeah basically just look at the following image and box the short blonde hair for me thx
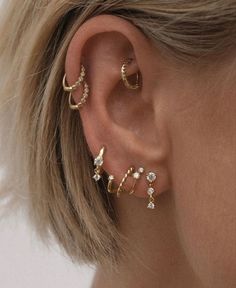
[1,0,236,266]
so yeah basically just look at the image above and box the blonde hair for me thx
[1,0,236,266]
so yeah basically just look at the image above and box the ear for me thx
[64,14,170,199]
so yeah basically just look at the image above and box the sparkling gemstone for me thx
[147,187,155,196]
[108,175,114,180]
[93,174,101,181]
[94,156,103,166]
[133,172,140,179]
[138,167,144,173]
[146,172,157,183]
[147,202,155,209]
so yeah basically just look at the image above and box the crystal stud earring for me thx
[146,171,157,209]
[93,147,105,182]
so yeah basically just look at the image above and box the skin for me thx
[65,15,236,288]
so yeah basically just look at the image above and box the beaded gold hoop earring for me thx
[62,64,89,110]
[121,58,140,90]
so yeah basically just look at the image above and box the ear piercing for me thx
[93,146,105,181]
[129,167,145,194]
[62,58,140,110]
[121,58,140,90]
[62,64,89,110]
[92,146,157,210]
[146,172,157,209]
[117,166,135,198]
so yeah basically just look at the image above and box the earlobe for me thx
[63,14,171,208]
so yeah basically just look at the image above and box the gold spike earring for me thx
[93,147,105,182]
[62,64,89,110]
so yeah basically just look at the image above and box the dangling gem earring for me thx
[93,147,105,181]
[146,171,157,209]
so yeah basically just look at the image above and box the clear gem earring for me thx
[146,171,157,209]
[93,147,105,181]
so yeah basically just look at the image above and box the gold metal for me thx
[68,81,89,110]
[62,64,89,110]
[117,166,135,198]
[121,58,140,90]
[107,175,116,194]
[129,167,145,195]
[62,65,86,92]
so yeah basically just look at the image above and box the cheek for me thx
[170,129,236,288]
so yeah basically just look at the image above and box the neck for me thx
[92,191,203,288]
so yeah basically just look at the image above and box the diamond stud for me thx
[146,172,157,183]
[147,202,155,209]
[138,167,144,173]
[147,187,155,196]
[133,172,141,179]
[93,174,101,181]
[94,156,103,166]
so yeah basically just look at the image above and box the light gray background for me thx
[0,207,95,288]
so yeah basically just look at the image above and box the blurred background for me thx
[0,196,95,288]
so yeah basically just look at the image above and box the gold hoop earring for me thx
[62,64,89,110]
[117,166,135,198]
[107,175,116,194]
[121,58,140,90]
[129,167,145,195]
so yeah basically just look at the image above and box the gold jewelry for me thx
[93,147,105,182]
[107,175,116,194]
[117,166,135,198]
[62,64,89,109]
[146,172,157,209]
[121,58,140,90]
[129,167,145,194]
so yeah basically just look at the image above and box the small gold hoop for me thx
[121,58,140,90]
[107,175,117,194]
[117,166,135,197]
[68,80,89,110]
[62,64,86,92]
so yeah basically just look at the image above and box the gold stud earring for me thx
[146,172,157,209]
[93,147,105,182]
[121,58,140,90]
[62,64,89,110]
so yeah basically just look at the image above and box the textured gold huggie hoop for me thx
[62,64,89,110]
[117,166,135,198]
[121,58,140,90]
